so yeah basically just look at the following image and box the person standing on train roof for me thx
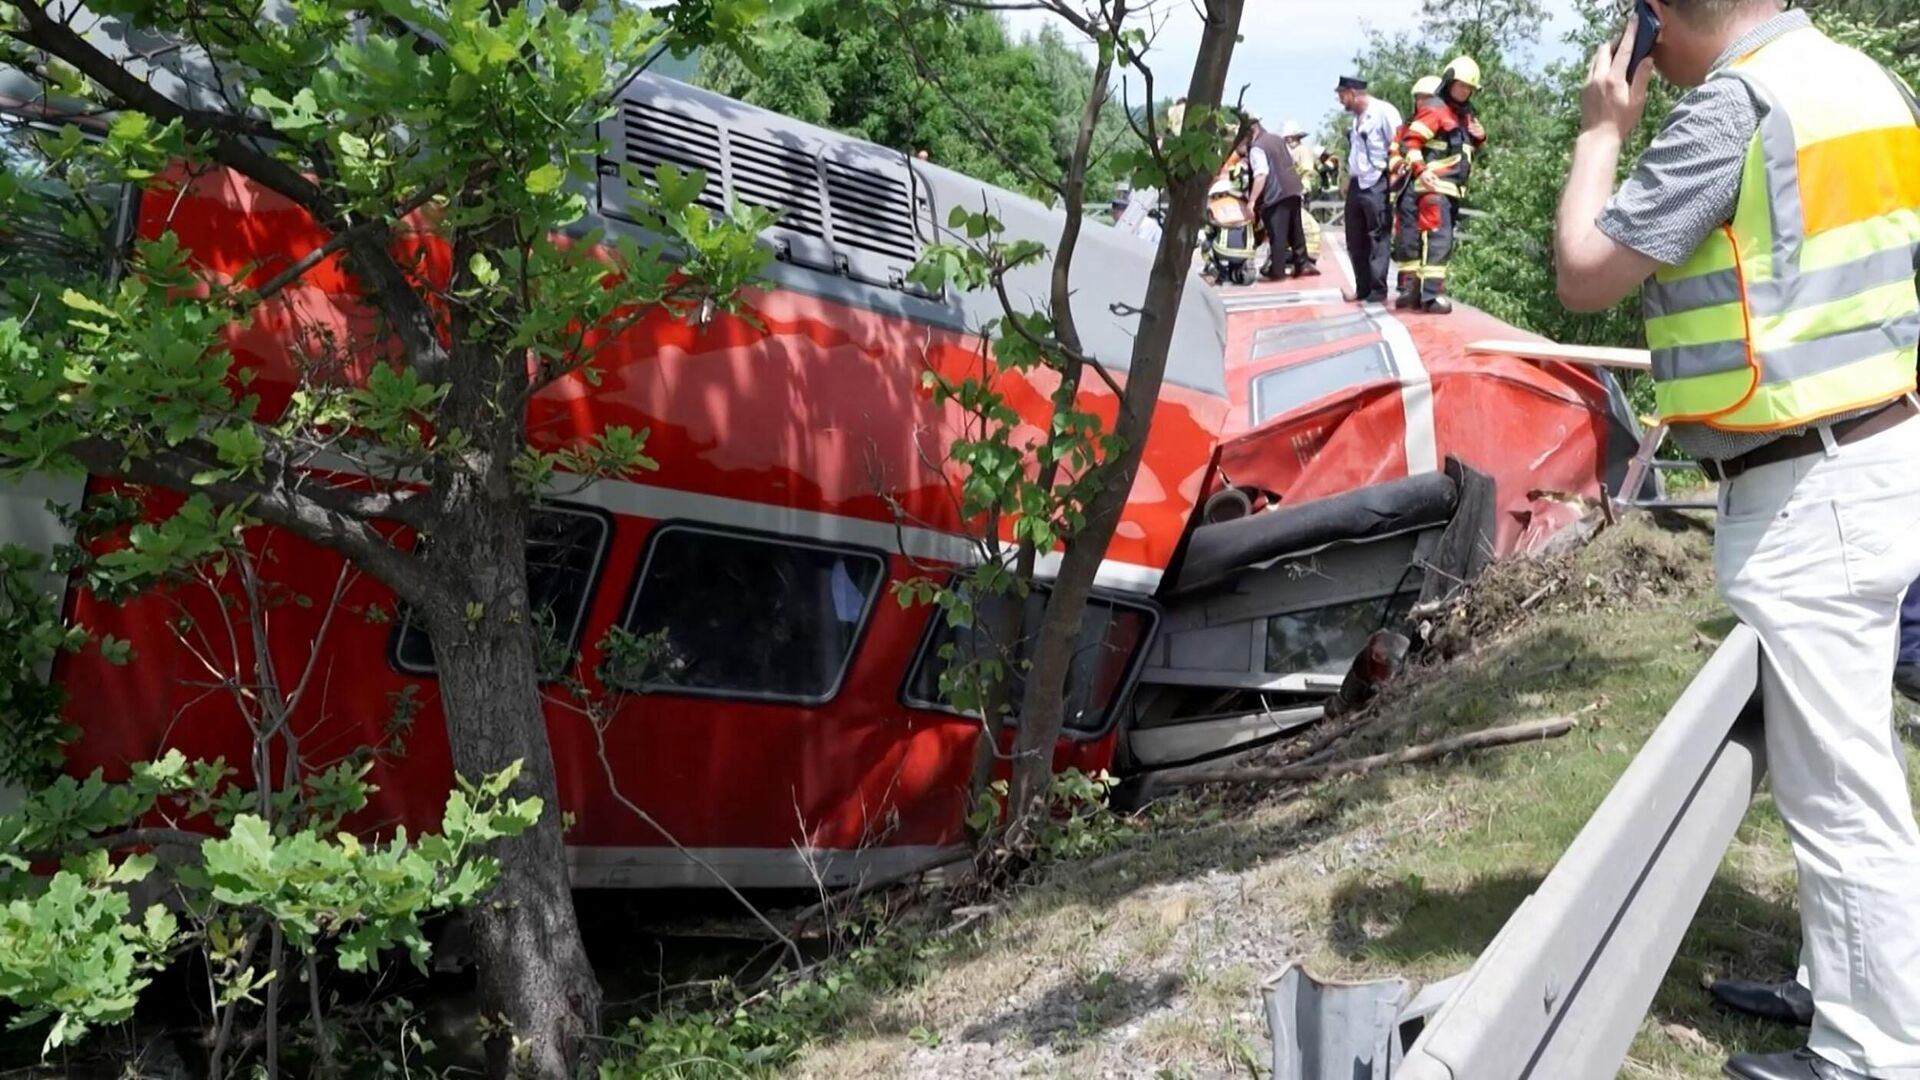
[1554,0,1920,1076]
[1394,56,1487,314]
[1243,115,1314,279]
[1390,74,1444,304]
[1337,75,1402,303]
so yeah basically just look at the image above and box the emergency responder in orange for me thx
[1389,75,1443,296]
[1393,56,1487,313]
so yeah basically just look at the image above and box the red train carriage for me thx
[1,72,1230,887]
[5,59,1647,881]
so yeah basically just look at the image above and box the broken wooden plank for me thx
[1151,715,1576,789]
[1466,339,1652,372]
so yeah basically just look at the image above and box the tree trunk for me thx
[427,499,601,1079]
[968,586,1025,812]
[1005,0,1247,834]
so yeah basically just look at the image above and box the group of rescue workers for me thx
[1210,56,1488,315]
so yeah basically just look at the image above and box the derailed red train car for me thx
[5,68,1646,884]
[1120,275,1644,769]
[4,73,1232,887]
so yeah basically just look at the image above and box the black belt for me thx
[1700,396,1918,483]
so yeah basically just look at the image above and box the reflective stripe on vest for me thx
[1643,26,1920,431]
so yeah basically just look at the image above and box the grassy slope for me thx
[790,516,1920,1079]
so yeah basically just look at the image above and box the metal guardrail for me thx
[1268,625,1767,1079]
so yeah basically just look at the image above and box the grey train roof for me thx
[2,19,1229,396]
[596,73,1229,396]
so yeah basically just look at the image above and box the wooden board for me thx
[1466,338,1652,372]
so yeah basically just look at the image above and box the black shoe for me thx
[1423,296,1453,314]
[1724,1047,1875,1080]
[1895,662,1920,704]
[1295,264,1322,277]
[1394,292,1419,310]
[1710,977,1814,1027]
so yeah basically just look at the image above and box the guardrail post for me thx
[1264,964,1409,1080]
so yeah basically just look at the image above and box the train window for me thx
[1249,313,1373,360]
[1265,590,1419,676]
[2,122,130,312]
[390,505,611,677]
[611,526,885,703]
[904,588,1155,734]
[1251,341,1397,426]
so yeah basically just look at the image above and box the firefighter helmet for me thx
[1441,55,1482,91]
[1411,75,1442,101]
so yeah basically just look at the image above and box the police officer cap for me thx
[1337,76,1369,91]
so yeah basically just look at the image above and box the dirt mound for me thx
[1420,512,1714,657]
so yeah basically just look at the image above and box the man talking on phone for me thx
[1554,1,1920,1079]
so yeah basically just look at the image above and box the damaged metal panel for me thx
[1126,705,1325,769]
[1139,533,1429,694]
[1166,470,1458,596]
[1141,459,1494,702]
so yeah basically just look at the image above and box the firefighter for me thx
[1389,75,1443,181]
[1390,75,1443,301]
[1394,56,1486,314]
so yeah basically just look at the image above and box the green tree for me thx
[697,8,1126,197]
[862,0,1245,852]
[0,0,784,1074]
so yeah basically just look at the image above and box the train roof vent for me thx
[617,100,725,213]
[724,129,837,273]
[824,159,917,264]
[602,77,928,295]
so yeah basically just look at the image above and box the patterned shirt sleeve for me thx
[1596,77,1757,266]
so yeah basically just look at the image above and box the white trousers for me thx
[1716,410,1920,1078]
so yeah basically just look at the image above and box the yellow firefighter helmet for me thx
[1411,75,1442,101]
[1441,55,1482,91]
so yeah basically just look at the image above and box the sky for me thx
[1000,0,1589,146]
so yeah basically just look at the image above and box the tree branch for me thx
[18,826,212,866]
[246,182,446,305]
[8,0,451,376]
[10,1,319,202]
[66,437,439,607]
[1045,0,1122,366]
[988,270,1125,400]
[1150,716,1578,789]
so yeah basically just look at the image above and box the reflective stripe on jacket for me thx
[1403,101,1483,199]
[1646,25,1920,430]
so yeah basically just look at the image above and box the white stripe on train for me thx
[1373,311,1440,475]
[558,474,1166,594]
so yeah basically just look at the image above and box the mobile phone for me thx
[1623,0,1661,82]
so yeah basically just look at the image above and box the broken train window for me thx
[903,586,1156,735]
[1250,340,1397,426]
[1264,590,1419,676]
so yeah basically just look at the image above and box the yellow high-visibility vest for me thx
[1645,26,1920,431]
